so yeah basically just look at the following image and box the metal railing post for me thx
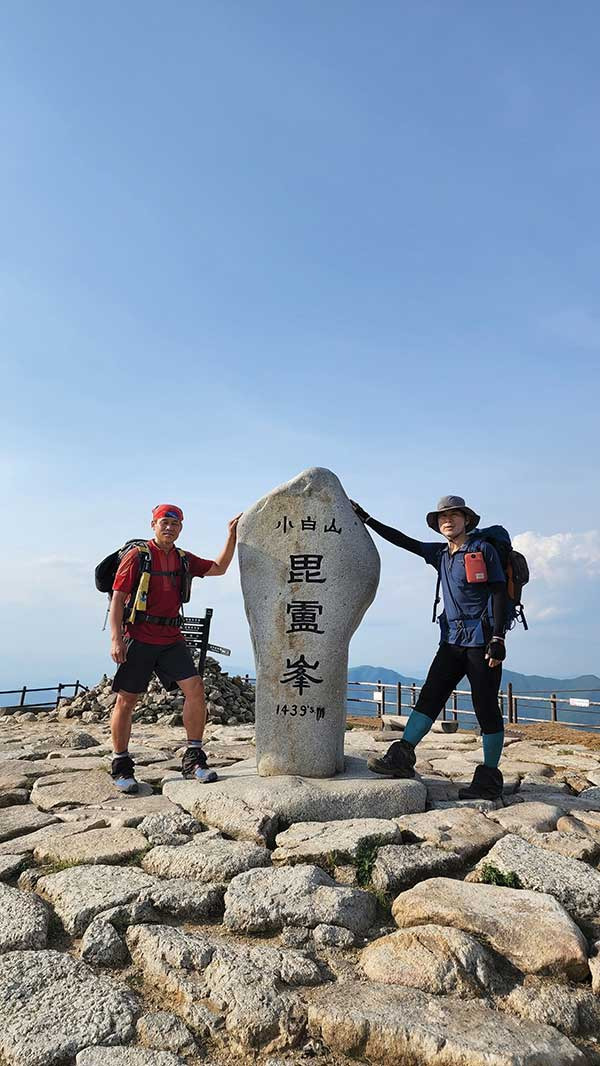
[20,686,27,707]
[550,693,557,723]
[411,683,416,708]
[513,696,518,724]
[397,681,402,716]
[507,682,513,725]
[452,690,458,722]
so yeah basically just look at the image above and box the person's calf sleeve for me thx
[482,730,504,768]
[403,710,434,748]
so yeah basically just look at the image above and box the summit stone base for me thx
[162,756,427,845]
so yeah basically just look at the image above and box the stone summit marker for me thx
[238,467,380,777]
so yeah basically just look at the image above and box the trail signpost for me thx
[181,610,231,673]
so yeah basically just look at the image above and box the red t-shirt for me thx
[113,540,214,644]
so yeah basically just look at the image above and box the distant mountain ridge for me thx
[348,665,600,701]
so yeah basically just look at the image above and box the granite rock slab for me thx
[224,863,376,936]
[31,770,153,811]
[469,832,600,920]
[0,882,49,952]
[499,976,600,1037]
[35,863,156,935]
[77,1051,183,1066]
[33,826,149,866]
[392,877,589,979]
[127,922,322,1051]
[0,853,27,879]
[371,844,463,893]
[272,817,401,866]
[0,803,59,842]
[238,467,380,776]
[361,924,500,997]
[137,1010,196,1054]
[0,817,106,855]
[307,981,585,1065]
[164,757,426,846]
[138,879,226,921]
[0,950,138,1066]
[395,806,504,860]
[142,836,271,882]
[486,801,563,834]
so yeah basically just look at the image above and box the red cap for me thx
[152,504,184,522]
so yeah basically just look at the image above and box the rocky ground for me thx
[3,696,600,1065]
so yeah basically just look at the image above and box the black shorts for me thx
[112,639,198,695]
[415,641,503,735]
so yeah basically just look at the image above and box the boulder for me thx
[224,864,376,936]
[486,801,563,834]
[499,976,600,1037]
[0,803,58,842]
[35,863,156,935]
[307,981,585,1065]
[30,771,153,811]
[33,826,149,866]
[371,844,463,893]
[395,806,504,860]
[137,1010,196,1054]
[360,924,500,997]
[272,817,400,866]
[142,836,271,882]
[0,950,138,1066]
[392,877,589,979]
[76,1050,183,1065]
[0,882,49,952]
[469,833,600,920]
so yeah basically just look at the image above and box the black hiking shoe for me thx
[181,746,218,784]
[111,754,139,795]
[458,764,504,801]
[367,739,416,778]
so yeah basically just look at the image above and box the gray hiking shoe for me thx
[181,746,218,784]
[111,754,139,794]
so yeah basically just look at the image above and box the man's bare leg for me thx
[111,691,140,752]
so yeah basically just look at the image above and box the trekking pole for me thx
[102,595,110,631]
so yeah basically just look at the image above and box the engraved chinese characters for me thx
[238,468,380,777]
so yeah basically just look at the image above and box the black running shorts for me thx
[112,639,197,694]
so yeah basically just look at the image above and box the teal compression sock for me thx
[482,730,504,768]
[403,710,434,748]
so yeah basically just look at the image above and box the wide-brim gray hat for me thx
[426,495,480,534]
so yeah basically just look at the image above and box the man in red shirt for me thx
[109,503,241,792]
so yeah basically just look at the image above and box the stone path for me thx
[3,713,600,1064]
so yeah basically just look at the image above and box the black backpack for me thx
[95,540,192,628]
[432,525,530,631]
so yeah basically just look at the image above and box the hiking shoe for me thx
[111,754,139,794]
[458,764,503,801]
[181,746,218,784]
[367,739,416,778]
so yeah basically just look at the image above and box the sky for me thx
[1,1,599,694]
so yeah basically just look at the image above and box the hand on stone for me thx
[350,500,369,524]
[228,513,243,538]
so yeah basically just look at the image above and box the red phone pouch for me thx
[465,551,488,583]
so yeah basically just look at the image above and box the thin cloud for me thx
[513,531,600,582]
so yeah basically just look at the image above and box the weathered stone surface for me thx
[238,467,380,776]
[312,923,355,948]
[272,817,400,866]
[0,950,138,1065]
[470,833,600,920]
[81,919,129,967]
[137,811,201,846]
[224,864,376,936]
[164,758,426,845]
[486,801,563,834]
[0,788,29,807]
[522,829,600,862]
[371,844,463,893]
[499,976,600,1037]
[82,793,179,826]
[503,743,600,773]
[33,826,149,865]
[557,813,600,840]
[361,924,499,997]
[0,803,58,842]
[0,882,49,952]
[31,770,153,811]
[392,877,589,978]
[395,806,504,860]
[308,981,585,1065]
[0,853,27,879]
[139,879,226,920]
[76,1049,183,1065]
[127,923,321,1051]
[0,817,106,855]
[589,942,600,995]
[36,863,156,934]
[137,1010,196,1053]
[142,836,271,882]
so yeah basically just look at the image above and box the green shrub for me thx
[479,864,522,889]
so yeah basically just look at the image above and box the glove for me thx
[485,638,506,663]
[350,499,370,524]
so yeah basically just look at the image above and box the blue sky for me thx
[2,1,599,692]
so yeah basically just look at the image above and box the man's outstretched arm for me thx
[205,514,243,576]
[351,501,426,557]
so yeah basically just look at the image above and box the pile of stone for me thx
[42,658,255,728]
